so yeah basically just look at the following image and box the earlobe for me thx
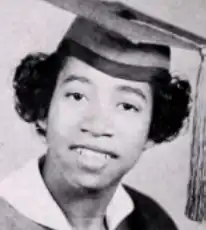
[36,119,48,135]
[143,140,155,151]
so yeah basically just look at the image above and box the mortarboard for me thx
[42,0,206,222]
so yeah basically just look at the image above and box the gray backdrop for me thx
[0,0,206,229]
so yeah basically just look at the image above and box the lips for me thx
[70,144,117,171]
[70,144,117,159]
[75,148,111,159]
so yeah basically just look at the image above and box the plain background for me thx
[0,0,206,229]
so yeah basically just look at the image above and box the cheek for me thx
[47,99,84,137]
[115,112,152,156]
[45,105,82,155]
[116,119,151,173]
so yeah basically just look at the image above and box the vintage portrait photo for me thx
[0,0,206,229]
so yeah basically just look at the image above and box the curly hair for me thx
[13,51,191,143]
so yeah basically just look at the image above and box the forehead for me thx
[58,57,152,96]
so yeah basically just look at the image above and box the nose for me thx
[80,106,114,138]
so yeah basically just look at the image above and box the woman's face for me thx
[45,57,153,191]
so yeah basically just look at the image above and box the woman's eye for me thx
[118,103,140,112]
[65,92,86,101]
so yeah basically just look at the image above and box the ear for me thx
[142,139,155,151]
[36,119,48,135]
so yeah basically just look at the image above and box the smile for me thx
[70,144,117,159]
[75,148,111,159]
[70,145,117,171]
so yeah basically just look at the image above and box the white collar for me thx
[0,155,134,230]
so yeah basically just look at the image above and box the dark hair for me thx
[149,71,190,143]
[13,51,191,143]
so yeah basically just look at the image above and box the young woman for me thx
[0,4,190,230]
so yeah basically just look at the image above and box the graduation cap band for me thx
[57,39,168,82]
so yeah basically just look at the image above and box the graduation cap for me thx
[42,0,206,222]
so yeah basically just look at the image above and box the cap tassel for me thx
[185,47,206,222]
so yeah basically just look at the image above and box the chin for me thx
[73,174,117,194]
[77,178,107,191]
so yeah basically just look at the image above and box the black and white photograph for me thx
[0,0,206,229]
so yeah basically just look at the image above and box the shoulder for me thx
[0,198,51,230]
[123,185,178,230]
[0,158,52,230]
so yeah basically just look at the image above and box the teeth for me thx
[76,148,82,155]
[76,148,110,159]
[104,154,110,159]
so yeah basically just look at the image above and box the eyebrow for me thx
[61,75,92,85]
[116,85,147,101]
[61,75,147,101]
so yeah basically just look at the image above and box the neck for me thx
[41,155,118,230]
